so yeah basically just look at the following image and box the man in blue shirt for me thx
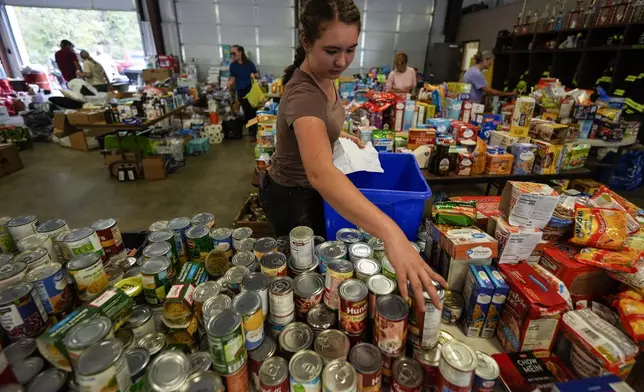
[229,45,259,141]
[463,51,515,104]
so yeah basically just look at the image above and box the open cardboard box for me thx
[0,143,23,178]
[67,110,106,126]
[234,197,273,237]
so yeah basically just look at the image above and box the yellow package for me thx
[471,138,487,175]
[571,207,629,250]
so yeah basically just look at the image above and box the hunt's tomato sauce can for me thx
[339,279,368,335]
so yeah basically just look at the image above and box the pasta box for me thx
[462,265,494,337]
[427,222,498,260]
[538,243,616,303]
[554,375,635,392]
[497,263,568,354]
[481,265,510,339]
[493,352,575,392]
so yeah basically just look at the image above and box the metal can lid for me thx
[149,220,169,232]
[90,218,117,231]
[232,291,262,316]
[322,359,356,390]
[125,347,150,376]
[115,329,134,350]
[194,281,221,303]
[315,330,350,362]
[105,266,124,283]
[414,344,441,366]
[439,330,454,345]
[241,272,270,292]
[232,227,253,240]
[210,227,233,241]
[348,242,373,259]
[409,280,445,303]
[293,272,324,298]
[13,356,44,384]
[269,276,293,295]
[143,242,172,258]
[141,257,172,275]
[168,217,191,230]
[314,235,325,245]
[25,368,67,392]
[249,336,277,362]
[225,266,250,285]
[276,235,289,247]
[339,279,368,302]
[64,316,113,350]
[238,238,256,252]
[307,303,336,329]
[232,251,256,269]
[76,340,124,376]
[376,294,408,321]
[381,255,395,274]
[254,237,278,253]
[349,343,382,374]
[259,356,288,386]
[186,225,210,239]
[188,351,212,374]
[137,332,166,355]
[4,339,36,365]
[17,233,49,249]
[64,227,95,242]
[36,219,67,233]
[66,252,101,271]
[0,254,12,267]
[336,228,363,244]
[393,357,423,388]
[180,371,223,392]
[366,274,395,296]
[0,282,32,305]
[444,290,464,309]
[114,257,138,271]
[148,229,174,243]
[25,262,62,284]
[127,304,153,328]
[8,215,37,227]
[206,308,242,338]
[202,294,232,321]
[326,259,354,274]
[289,350,323,382]
[355,259,380,277]
[367,237,385,252]
[260,252,287,270]
[148,350,191,391]
[475,351,500,380]
[440,341,477,372]
[279,322,314,353]
[191,213,215,227]
[317,241,347,260]
[14,248,48,266]
[290,226,314,241]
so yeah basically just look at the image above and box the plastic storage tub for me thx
[324,152,432,240]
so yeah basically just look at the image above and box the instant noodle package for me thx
[570,207,629,250]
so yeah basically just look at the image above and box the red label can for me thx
[293,273,324,321]
[339,279,368,335]
[91,218,124,259]
[392,357,423,392]
[374,295,409,357]
[259,357,289,392]
[224,362,250,392]
[381,350,399,384]
[413,346,440,390]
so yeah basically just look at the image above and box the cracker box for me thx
[428,222,499,260]
[490,217,543,264]
[530,122,572,143]
[554,375,634,392]
[499,181,559,229]
[462,265,494,337]
[485,153,514,175]
[509,96,536,137]
[511,143,538,175]
[481,265,510,339]
[497,263,568,354]
[572,104,597,120]
[449,196,502,229]
[538,243,616,305]
[408,128,437,151]
[561,142,590,171]
[471,103,485,125]
[531,139,566,175]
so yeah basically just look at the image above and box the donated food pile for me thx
[0,181,643,391]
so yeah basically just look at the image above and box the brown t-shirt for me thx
[270,68,344,187]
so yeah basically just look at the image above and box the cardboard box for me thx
[532,139,566,175]
[555,375,632,392]
[142,156,167,180]
[431,248,492,293]
[53,112,80,137]
[67,110,106,126]
[492,217,543,264]
[538,243,616,303]
[485,153,514,175]
[123,151,141,163]
[61,131,89,152]
[481,265,510,339]
[509,97,536,137]
[462,265,494,337]
[530,122,571,143]
[493,352,558,391]
[143,68,173,83]
[570,179,603,195]
[497,263,568,354]
[427,221,498,260]
[0,143,23,178]
[234,197,273,237]
[499,182,559,229]
[408,128,436,150]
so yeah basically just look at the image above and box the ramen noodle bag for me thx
[432,201,477,226]
[591,187,642,234]
[575,247,642,273]
[570,207,628,250]
[609,261,644,295]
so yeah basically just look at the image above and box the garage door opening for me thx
[6,5,144,88]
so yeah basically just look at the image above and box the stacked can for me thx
[36,218,69,260]
[323,259,354,310]
[58,227,105,262]
[148,229,180,269]
[191,212,215,229]
[248,337,276,391]
[186,225,213,262]
[254,237,278,262]
[0,217,17,254]
[336,228,363,247]
[233,291,265,351]
[338,278,369,347]
[315,241,347,275]
[374,294,409,383]
[241,272,270,320]
[260,252,288,277]
[293,272,324,321]
[7,215,38,243]
[278,322,314,360]
[289,350,323,391]
[408,280,445,351]
[259,356,288,391]
[90,218,124,261]
[206,308,249,391]
[289,226,314,269]
[349,343,382,392]
[268,276,295,334]
[211,227,234,262]
[168,217,191,265]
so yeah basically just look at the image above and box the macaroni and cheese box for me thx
[481,265,510,339]
[462,265,494,337]
[497,263,568,354]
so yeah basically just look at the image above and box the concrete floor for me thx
[0,139,256,232]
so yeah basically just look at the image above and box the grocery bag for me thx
[245,80,266,108]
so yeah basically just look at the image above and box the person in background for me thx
[54,40,81,86]
[79,50,110,92]
[463,51,515,104]
[229,45,259,141]
[385,52,416,93]
[259,0,445,310]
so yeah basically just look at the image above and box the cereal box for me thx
[480,114,502,142]
[481,265,510,339]
[499,181,559,229]
[532,139,566,175]
[570,179,602,195]
[530,122,572,143]
[497,263,568,354]
[462,265,494,337]
[561,142,590,171]
[511,143,537,175]
[509,96,536,137]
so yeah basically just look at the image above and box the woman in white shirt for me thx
[79,50,110,92]
[385,52,417,93]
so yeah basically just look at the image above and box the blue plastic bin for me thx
[324,153,432,240]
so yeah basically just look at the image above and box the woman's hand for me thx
[340,132,364,148]
[384,231,447,310]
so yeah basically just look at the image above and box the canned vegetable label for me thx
[0,284,48,340]
[26,263,73,314]
[187,225,213,262]
[207,309,247,375]
[67,256,109,302]
[233,292,265,351]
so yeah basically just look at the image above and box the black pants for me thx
[259,174,326,237]
[237,86,257,137]
[93,84,109,92]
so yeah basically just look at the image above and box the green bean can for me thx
[141,257,172,305]
[186,225,213,262]
[206,308,247,375]
[0,217,17,254]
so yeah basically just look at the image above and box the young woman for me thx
[385,52,417,93]
[259,0,445,308]
[79,50,110,92]
[229,45,259,141]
